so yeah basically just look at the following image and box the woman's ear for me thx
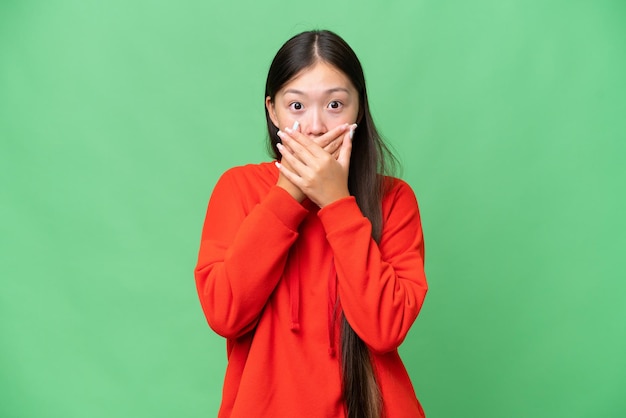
[265,96,279,128]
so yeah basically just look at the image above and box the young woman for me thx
[194,30,428,418]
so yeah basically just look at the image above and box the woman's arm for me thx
[194,167,308,339]
[318,179,428,353]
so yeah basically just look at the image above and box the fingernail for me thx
[276,142,284,150]
[284,127,292,134]
[275,161,282,169]
[277,130,284,137]
[349,124,357,139]
[292,121,299,130]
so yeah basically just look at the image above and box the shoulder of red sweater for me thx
[217,162,277,187]
[382,176,415,198]
[221,161,275,178]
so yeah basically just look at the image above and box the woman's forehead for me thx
[279,62,356,95]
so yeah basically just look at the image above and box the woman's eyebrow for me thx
[283,87,351,95]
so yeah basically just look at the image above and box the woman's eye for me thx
[289,102,303,111]
[328,101,342,109]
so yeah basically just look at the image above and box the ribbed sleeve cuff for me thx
[262,186,309,231]
[318,196,365,235]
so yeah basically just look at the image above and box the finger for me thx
[329,123,356,157]
[323,135,343,158]
[274,161,304,189]
[283,123,351,156]
[281,123,345,151]
[283,122,313,145]
[279,130,323,163]
[313,123,350,148]
[276,141,307,174]
[337,127,354,169]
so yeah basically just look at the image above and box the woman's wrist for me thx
[276,175,306,202]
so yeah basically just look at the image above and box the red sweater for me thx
[195,162,428,417]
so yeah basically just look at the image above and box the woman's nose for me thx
[303,109,326,137]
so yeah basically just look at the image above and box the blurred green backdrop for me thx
[1,0,625,417]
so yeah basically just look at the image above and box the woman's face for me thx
[266,61,359,138]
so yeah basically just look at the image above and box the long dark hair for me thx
[265,30,397,418]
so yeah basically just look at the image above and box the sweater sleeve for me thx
[317,179,427,353]
[194,168,309,339]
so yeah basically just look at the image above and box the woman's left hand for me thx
[276,125,355,208]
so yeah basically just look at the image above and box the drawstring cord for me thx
[287,243,338,358]
[328,261,338,357]
[289,248,301,332]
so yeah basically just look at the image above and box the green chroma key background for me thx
[1,0,624,417]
